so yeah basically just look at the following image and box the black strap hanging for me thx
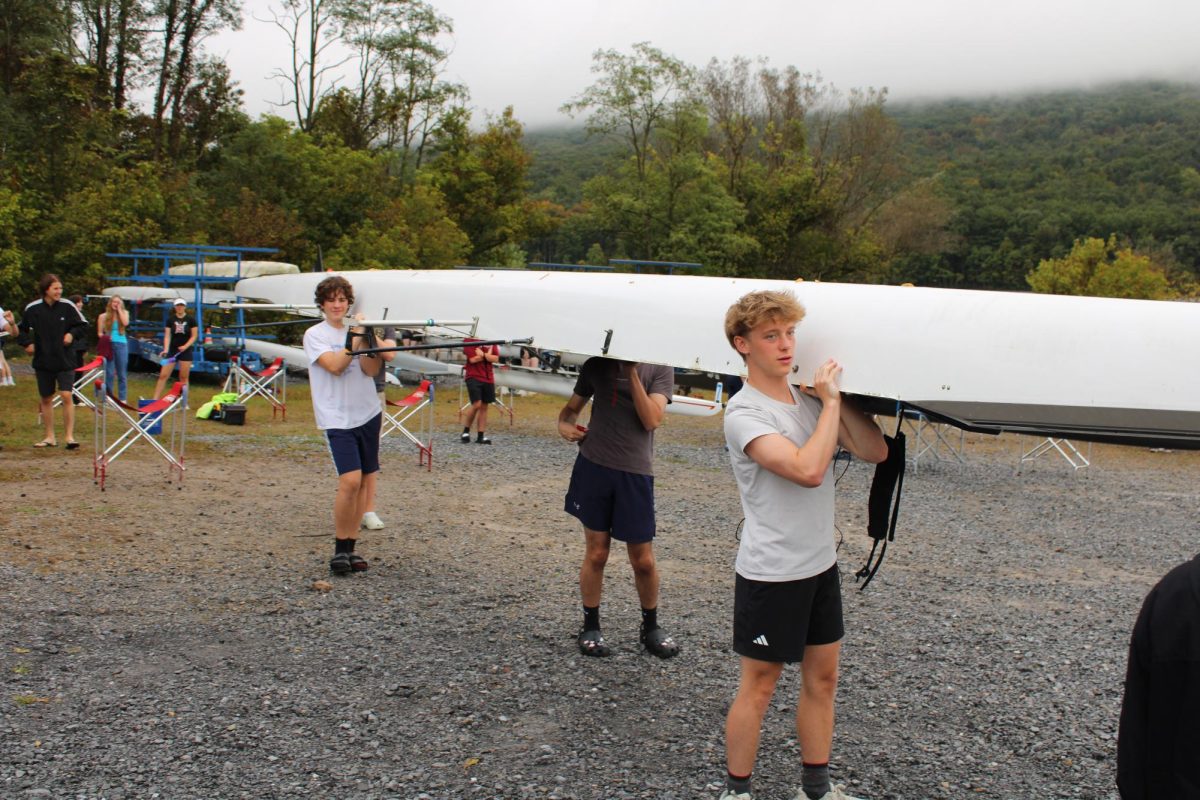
[856,415,907,591]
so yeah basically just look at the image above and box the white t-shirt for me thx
[303,320,380,430]
[0,306,7,331]
[724,382,836,582]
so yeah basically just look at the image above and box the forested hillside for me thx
[528,81,1200,292]
[1,0,1196,316]
[891,82,1200,290]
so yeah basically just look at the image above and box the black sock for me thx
[334,538,352,555]
[462,426,470,434]
[477,431,486,441]
[346,538,356,553]
[726,772,752,795]
[641,606,658,631]
[582,605,600,631]
[802,762,830,800]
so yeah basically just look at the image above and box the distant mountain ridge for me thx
[525,81,1200,290]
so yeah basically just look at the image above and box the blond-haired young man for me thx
[718,290,887,800]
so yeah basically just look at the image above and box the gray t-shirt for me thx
[574,358,674,476]
[724,382,835,582]
[371,327,397,392]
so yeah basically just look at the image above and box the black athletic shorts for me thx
[733,564,844,663]
[174,347,194,362]
[36,368,75,398]
[465,377,495,404]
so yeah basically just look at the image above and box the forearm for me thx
[359,356,382,377]
[350,330,381,375]
[629,375,664,430]
[558,405,579,427]
[837,401,887,463]
[790,402,843,485]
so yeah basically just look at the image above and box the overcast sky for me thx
[207,0,1200,129]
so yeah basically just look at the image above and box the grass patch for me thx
[0,354,728,453]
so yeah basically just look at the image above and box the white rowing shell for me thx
[236,269,1200,447]
[103,286,242,305]
[168,260,300,278]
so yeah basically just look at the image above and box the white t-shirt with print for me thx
[302,320,380,431]
[724,381,836,582]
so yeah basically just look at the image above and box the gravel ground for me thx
[1,403,1197,800]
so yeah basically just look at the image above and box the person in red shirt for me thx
[461,339,499,445]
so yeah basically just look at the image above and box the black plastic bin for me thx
[221,403,247,426]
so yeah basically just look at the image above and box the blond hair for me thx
[724,290,806,351]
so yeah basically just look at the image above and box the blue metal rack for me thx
[104,244,281,376]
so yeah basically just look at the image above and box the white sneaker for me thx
[719,789,753,800]
[361,511,385,530]
[798,786,865,800]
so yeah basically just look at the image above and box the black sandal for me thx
[577,628,611,657]
[65,441,81,450]
[640,624,679,659]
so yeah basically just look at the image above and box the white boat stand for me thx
[1017,436,1092,473]
[902,410,966,473]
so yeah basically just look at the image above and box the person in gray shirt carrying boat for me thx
[557,357,679,659]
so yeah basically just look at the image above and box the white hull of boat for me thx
[235,269,1200,447]
[169,260,300,278]
[104,286,242,305]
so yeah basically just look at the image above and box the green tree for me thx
[0,187,39,310]
[326,181,468,269]
[0,0,71,94]
[1027,235,1173,299]
[427,106,554,264]
[562,42,695,183]
[39,163,179,291]
[200,117,393,255]
[74,0,150,109]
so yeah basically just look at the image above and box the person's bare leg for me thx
[580,528,611,607]
[626,541,660,609]
[61,390,76,442]
[152,363,171,399]
[356,471,377,522]
[476,401,488,435]
[334,470,363,541]
[38,396,56,443]
[726,656,785,776]
[177,361,191,392]
[795,641,841,764]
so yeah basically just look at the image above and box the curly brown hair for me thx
[724,290,805,351]
[314,275,354,307]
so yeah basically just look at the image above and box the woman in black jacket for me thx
[16,274,89,448]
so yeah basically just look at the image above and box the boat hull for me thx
[236,269,1200,448]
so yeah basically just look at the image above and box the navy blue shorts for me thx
[325,413,382,476]
[564,454,655,543]
[733,564,844,663]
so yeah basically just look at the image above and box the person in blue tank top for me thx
[97,295,130,401]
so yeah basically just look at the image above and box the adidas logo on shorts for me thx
[753,634,769,647]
